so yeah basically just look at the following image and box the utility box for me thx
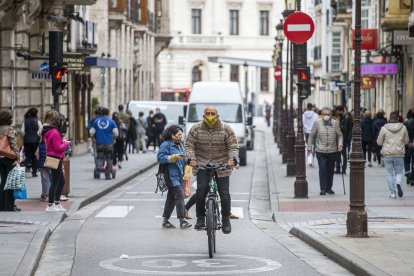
[63,157,70,196]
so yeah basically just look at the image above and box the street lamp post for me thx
[272,47,279,144]
[286,40,296,177]
[293,0,308,197]
[347,0,368,237]
[243,61,248,105]
[276,20,285,149]
[219,63,223,81]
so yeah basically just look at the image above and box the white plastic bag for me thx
[307,153,313,166]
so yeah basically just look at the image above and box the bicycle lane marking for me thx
[99,254,281,275]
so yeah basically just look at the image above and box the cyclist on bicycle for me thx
[185,106,239,234]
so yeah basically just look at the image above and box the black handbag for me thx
[155,163,172,195]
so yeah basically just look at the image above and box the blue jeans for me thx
[384,157,404,194]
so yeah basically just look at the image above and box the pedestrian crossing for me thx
[95,206,135,218]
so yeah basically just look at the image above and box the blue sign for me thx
[40,62,49,72]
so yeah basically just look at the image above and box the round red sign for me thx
[274,66,282,81]
[283,12,315,44]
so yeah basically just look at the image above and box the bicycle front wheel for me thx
[206,199,215,258]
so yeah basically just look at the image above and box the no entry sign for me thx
[274,66,282,80]
[283,12,315,44]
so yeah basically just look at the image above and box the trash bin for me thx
[63,157,70,196]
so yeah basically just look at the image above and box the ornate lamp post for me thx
[272,46,279,143]
[243,61,248,105]
[347,0,368,237]
[276,20,285,147]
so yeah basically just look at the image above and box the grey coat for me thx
[308,118,343,154]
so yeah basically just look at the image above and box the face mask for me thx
[204,115,218,128]
[323,115,331,122]
[156,110,160,114]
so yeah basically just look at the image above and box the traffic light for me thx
[296,66,311,99]
[49,31,67,96]
[51,66,68,96]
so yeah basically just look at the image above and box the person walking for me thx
[335,106,353,174]
[136,111,147,153]
[146,110,156,151]
[307,107,343,195]
[377,111,409,198]
[373,110,387,166]
[303,103,318,167]
[43,114,71,212]
[157,125,191,229]
[38,110,59,202]
[403,108,414,185]
[118,105,130,160]
[126,110,137,154]
[361,111,375,167]
[21,107,42,177]
[185,106,239,234]
[90,108,118,180]
[112,112,126,169]
[0,110,20,211]
[153,107,167,151]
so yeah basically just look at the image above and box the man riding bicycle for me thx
[185,106,239,234]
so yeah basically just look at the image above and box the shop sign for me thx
[361,77,376,89]
[352,29,378,50]
[393,30,414,45]
[63,54,85,71]
[30,72,52,81]
[361,63,398,75]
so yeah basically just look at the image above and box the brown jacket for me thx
[185,120,239,177]
[0,125,20,161]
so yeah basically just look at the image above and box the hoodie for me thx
[377,123,409,157]
[302,110,318,134]
[43,126,69,159]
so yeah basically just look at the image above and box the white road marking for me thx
[287,24,311,32]
[125,192,250,196]
[95,206,134,218]
[100,254,282,274]
[114,199,248,202]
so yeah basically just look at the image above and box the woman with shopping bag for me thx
[0,110,20,211]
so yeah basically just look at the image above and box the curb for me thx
[15,213,66,276]
[290,226,390,276]
[28,161,158,275]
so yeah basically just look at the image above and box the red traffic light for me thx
[54,67,68,80]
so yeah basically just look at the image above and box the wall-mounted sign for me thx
[361,77,376,89]
[352,29,378,50]
[393,30,414,45]
[30,72,52,81]
[361,63,398,75]
[63,54,85,71]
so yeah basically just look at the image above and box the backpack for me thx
[155,163,172,195]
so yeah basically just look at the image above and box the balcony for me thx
[381,0,410,30]
[171,35,228,49]
[332,0,352,22]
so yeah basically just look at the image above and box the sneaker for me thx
[40,195,48,202]
[45,205,59,212]
[60,195,69,201]
[389,193,396,199]
[397,184,403,197]
[180,221,192,229]
[320,191,326,195]
[194,217,206,230]
[406,172,412,185]
[368,162,373,167]
[222,216,231,234]
[54,204,67,212]
[162,221,176,229]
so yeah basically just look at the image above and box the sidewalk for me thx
[0,150,158,275]
[261,120,414,276]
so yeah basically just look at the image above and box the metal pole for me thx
[293,0,308,197]
[277,41,284,146]
[281,40,290,163]
[286,41,296,176]
[245,67,248,105]
[346,0,368,237]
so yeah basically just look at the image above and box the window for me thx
[136,0,141,22]
[260,11,269,35]
[230,65,239,82]
[229,10,239,35]
[192,65,202,84]
[192,9,202,34]
[331,56,341,72]
[361,8,369,28]
[260,68,269,92]
[331,32,341,72]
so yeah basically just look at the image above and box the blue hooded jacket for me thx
[157,140,186,187]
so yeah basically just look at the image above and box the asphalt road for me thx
[35,131,351,276]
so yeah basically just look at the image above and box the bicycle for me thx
[196,162,229,258]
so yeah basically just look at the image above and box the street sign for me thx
[283,12,315,44]
[274,66,282,80]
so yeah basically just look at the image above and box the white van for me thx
[185,81,249,166]
[126,100,187,128]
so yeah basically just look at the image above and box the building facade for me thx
[158,0,280,112]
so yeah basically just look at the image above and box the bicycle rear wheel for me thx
[206,199,215,258]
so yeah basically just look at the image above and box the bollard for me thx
[63,157,70,196]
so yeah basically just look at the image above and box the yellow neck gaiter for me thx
[204,116,218,128]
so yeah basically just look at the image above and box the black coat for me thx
[361,118,374,142]
[373,118,387,142]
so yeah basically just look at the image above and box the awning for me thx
[208,57,273,68]
[85,57,118,68]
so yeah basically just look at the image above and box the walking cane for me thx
[339,153,346,195]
